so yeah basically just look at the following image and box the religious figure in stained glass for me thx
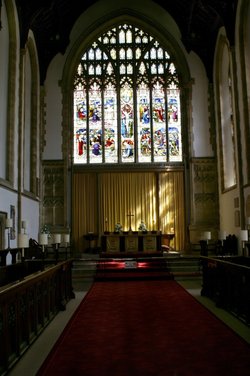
[137,83,151,162]
[121,83,134,162]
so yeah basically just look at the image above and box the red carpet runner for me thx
[37,280,250,376]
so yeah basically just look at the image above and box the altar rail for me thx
[0,260,74,375]
[200,256,250,325]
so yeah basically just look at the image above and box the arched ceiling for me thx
[13,0,238,83]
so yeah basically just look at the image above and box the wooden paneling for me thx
[0,261,74,375]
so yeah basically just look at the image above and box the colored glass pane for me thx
[137,83,151,163]
[152,82,166,162]
[104,83,118,163]
[167,84,182,161]
[89,82,102,163]
[121,83,134,163]
[74,84,87,163]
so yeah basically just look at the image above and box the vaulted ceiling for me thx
[14,0,238,83]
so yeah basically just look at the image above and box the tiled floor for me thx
[8,277,250,375]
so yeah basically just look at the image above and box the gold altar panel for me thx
[101,233,162,253]
[106,236,120,252]
[125,236,139,252]
[143,236,157,252]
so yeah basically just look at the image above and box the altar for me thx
[101,232,162,253]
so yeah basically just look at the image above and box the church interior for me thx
[1,0,250,374]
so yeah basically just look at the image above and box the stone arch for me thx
[25,33,40,195]
[60,5,191,166]
[214,31,237,192]
[237,0,250,183]
[1,0,19,187]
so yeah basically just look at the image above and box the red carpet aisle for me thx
[37,280,250,376]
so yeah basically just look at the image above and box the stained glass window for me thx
[73,23,182,164]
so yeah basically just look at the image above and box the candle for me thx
[240,230,248,241]
[63,234,70,243]
[18,233,29,258]
[219,230,227,240]
[39,233,48,245]
[21,220,28,230]
[18,233,29,248]
[5,218,13,228]
[203,231,211,240]
[53,234,61,244]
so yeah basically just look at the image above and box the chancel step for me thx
[95,257,173,281]
[72,258,97,291]
[166,256,202,276]
[72,255,202,289]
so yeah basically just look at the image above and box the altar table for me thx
[101,232,162,253]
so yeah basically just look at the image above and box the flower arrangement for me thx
[40,224,51,239]
[138,221,147,232]
[114,222,122,232]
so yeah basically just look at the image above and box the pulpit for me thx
[84,233,99,253]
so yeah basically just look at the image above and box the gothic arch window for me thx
[23,35,39,196]
[0,0,18,185]
[73,23,182,165]
[217,39,236,191]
